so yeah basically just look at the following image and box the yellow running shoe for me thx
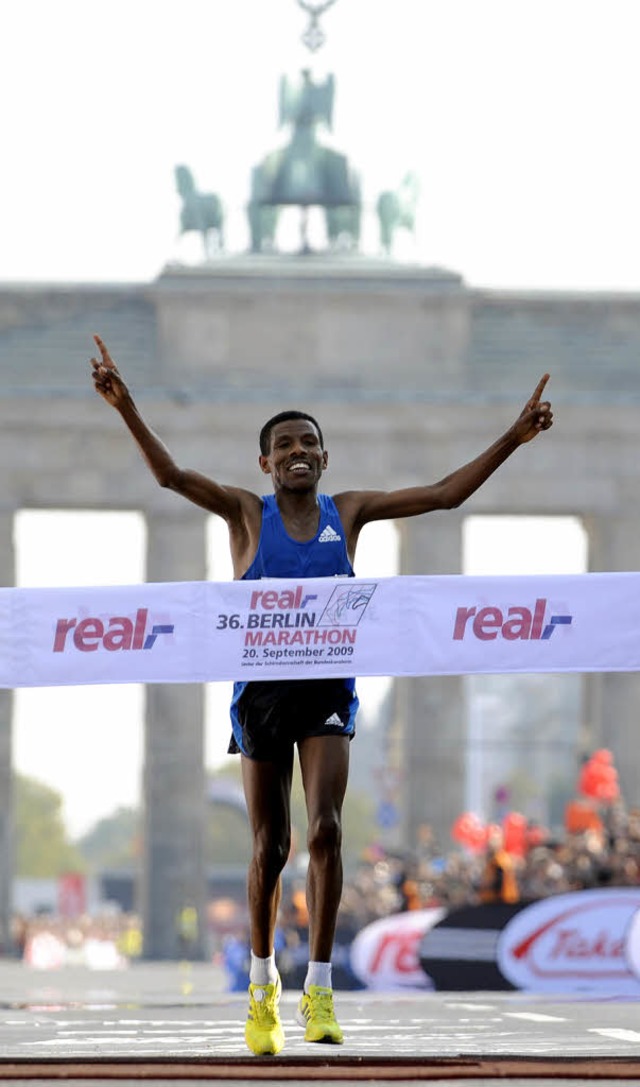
[296,985,344,1044]
[245,974,285,1056]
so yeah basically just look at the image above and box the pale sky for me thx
[1,0,640,289]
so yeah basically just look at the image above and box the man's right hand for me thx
[91,334,129,409]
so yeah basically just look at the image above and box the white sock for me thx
[304,961,332,992]
[250,951,278,986]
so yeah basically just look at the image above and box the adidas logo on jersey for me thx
[324,713,343,726]
[318,525,342,543]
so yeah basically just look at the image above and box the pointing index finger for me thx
[93,333,114,369]
[531,373,550,402]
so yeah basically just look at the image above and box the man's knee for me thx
[307,813,342,858]
[252,829,291,877]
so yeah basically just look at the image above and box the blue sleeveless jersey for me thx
[230,494,359,744]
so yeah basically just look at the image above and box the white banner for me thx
[497,888,640,995]
[1,571,640,688]
[350,908,446,990]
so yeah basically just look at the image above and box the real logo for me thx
[249,586,317,610]
[53,608,174,652]
[453,598,573,641]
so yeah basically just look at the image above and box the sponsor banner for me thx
[350,908,446,990]
[497,888,640,995]
[2,570,640,687]
[419,903,526,991]
[625,910,640,979]
[420,893,640,995]
[0,581,207,688]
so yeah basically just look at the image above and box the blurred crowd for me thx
[6,791,640,981]
[337,797,640,927]
[8,911,142,968]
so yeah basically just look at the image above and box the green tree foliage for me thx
[40,758,378,879]
[76,807,141,874]
[205,763,250,866]
[205,802,252,866]
[209,762,375,869]
[15,774,86,877]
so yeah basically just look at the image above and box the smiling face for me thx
[259,417,328,493]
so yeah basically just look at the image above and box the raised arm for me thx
[90,335,263,569]
[336,375,553,540]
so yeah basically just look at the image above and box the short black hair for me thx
[259,410,324,455]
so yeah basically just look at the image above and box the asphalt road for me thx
[1,962,640,1083]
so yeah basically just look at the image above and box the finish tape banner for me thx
[1,571,640,688]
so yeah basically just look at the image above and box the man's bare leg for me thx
[296,734,349,1044]
[241,751,294,958]
[241,752,293,1056]
[298,735,349,962]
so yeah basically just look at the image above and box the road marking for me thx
[589,1028,640,1043]
[444,1003,497,1011]
[22,1037,214,1047]
[504,1012,567,1022]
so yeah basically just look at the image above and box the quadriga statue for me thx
[248,70,361,254]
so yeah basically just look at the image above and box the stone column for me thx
[584,512,640,808]
[0,511,15,955]
[141,509,208,960]
[397,513,465,854]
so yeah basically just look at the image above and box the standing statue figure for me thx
[248,70,361,254]
[376,173,421,256]
[175,165,225,259]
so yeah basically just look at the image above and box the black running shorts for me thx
[228,678,356,761]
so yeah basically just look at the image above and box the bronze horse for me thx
[376,173,421,256]
[175,165,225,258]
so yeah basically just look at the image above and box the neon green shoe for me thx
[245,974,285,1055]
[296,985,344,1044]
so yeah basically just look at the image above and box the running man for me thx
[90,334,552,1054]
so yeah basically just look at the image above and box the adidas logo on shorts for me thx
[324,713,343,726]
[318,525,341,543]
